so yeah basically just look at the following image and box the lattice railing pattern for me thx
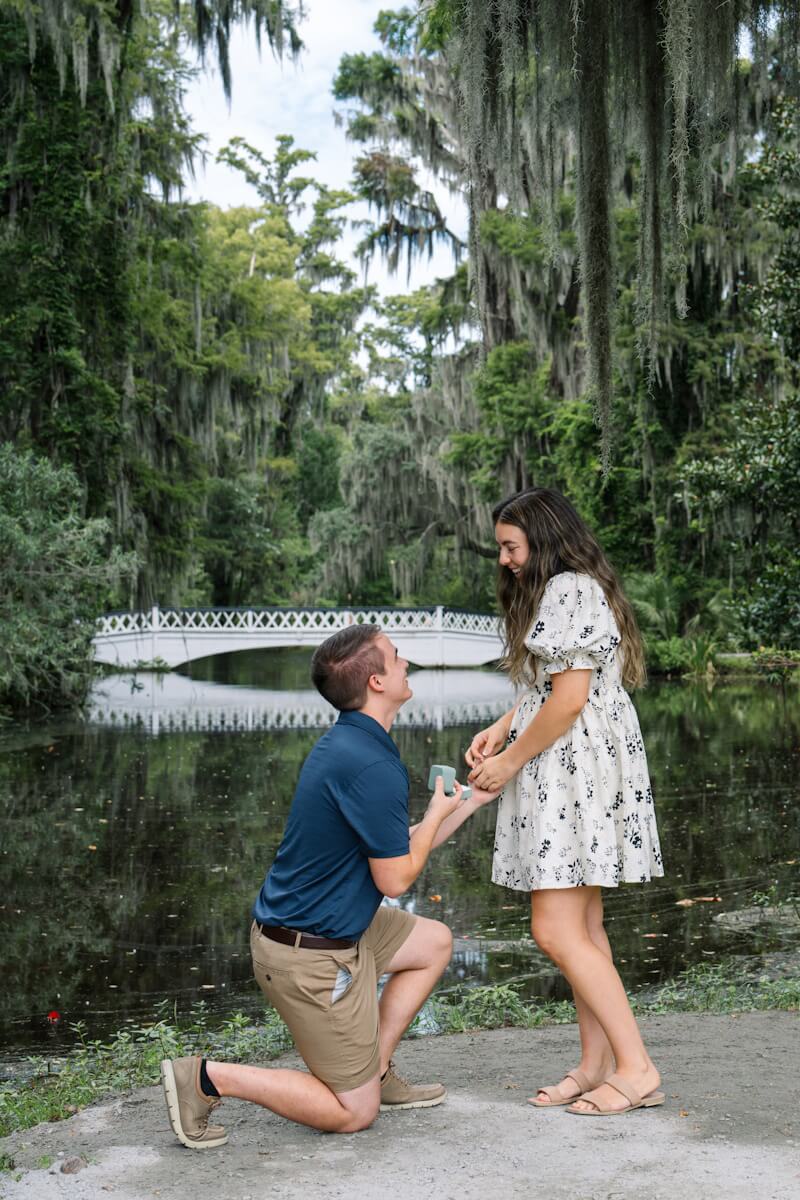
[95,606,500,638]
[88,699,510,734]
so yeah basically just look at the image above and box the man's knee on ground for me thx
[335,1096,380,1133]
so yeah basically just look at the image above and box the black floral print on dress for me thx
[491,571,664,891]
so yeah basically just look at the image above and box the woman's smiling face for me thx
[495,521,530,576]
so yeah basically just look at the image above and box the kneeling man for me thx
[161,623,497,1144]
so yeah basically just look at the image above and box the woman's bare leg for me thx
[530,886,659,1112]
[531,887,614,1103]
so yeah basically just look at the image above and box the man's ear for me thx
[365,672,385,694]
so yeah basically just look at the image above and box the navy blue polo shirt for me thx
[252,710,410,941]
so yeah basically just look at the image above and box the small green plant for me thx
[751,882,781,908]
[635,961,800,1014]
[645,636,690,674]
[646,633,717,677]
[749,883,800,918]
[430,983,574,1032]
[752,647,800,686]
[680,634,717,679]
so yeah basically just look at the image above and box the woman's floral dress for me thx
[492,571,664,891]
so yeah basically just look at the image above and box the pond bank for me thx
[1,1012,798,1200]
[3,960,798,1138]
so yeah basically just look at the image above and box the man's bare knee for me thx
[434,919,453,960]
[337,1101,379,1133]
[331,1076,380,1133]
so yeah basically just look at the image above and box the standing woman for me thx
[467,487,664,1116]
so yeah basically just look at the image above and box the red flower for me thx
[47,1010,60,1023]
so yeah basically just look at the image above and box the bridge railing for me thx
[95,606,501,638]
[88,699,513,734]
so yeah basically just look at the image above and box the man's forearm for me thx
[400,809,445,888]
[410,796,480,850]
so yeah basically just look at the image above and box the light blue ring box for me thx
[428,763,471,803]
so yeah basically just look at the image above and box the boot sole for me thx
[160,1060,228,1149]
[380,1091,446,1112]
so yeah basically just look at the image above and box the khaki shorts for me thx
[250,905,417,1093]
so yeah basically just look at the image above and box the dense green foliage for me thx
[414,0,800,451]
[0,2,798,711]
[0,447,132,715]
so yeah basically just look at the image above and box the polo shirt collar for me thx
[337,709,400,758]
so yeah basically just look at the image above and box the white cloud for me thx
[181,0,467,295]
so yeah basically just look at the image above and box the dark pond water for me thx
[1,648,798,1068]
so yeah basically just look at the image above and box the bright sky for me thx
[182,0,467,296]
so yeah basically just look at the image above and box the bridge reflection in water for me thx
[88,668,517,734]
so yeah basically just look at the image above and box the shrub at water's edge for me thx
[0,445,134,718]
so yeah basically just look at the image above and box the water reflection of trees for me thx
[0,679,797,1054]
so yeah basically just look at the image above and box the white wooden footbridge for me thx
[92,606,504,670]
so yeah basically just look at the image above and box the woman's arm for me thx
[468,670,591,792]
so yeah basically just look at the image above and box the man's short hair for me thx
[311,624,387,711]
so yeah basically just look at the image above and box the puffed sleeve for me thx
[524,572,620,674]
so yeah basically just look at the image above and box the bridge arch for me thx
[92,605,504,669]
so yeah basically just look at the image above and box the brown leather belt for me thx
[257,923,356,951]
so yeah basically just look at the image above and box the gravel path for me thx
[1,1012,798,1200]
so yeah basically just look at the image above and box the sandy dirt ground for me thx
[1,1012,798,1200]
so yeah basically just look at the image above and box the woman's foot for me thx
[528,1058,613,1107]
[568,1062,660,1114]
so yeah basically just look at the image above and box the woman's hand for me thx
[468,751,518,793]
[468,784,503,808]
[465,717,510,769]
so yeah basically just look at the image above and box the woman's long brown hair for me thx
[493,487,646,691]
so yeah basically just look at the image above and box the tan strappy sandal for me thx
[566,1072,665,1116]
[527,1067,600,1108]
